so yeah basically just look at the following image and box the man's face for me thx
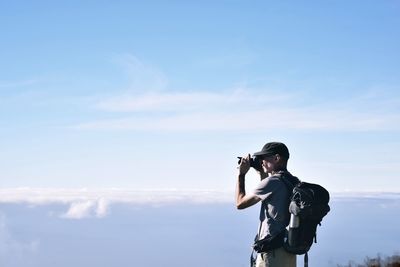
[260,154,277,173]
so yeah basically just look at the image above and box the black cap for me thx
[253,142,290,159]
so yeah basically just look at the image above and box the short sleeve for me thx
[253,177,284,201]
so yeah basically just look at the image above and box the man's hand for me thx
[235,153,262,209]
[238,154,251,175]
[238,154,267,180]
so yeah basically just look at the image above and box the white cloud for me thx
[75,54,400,133]
[0,188,232,205]
[76,101,400,132]
[61,200,96,219]
[0,188,234,219]
[60,198,110,219]
[95,198,109,218]
[331,191,400,200]
[71,69,400,132]
[96,89,292,112]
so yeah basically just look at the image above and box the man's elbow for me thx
[236,196,260,210]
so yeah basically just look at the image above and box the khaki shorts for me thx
[255,247,296,267]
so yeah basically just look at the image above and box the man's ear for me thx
[274,154,281,162]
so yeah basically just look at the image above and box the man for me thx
[236,142,299,267]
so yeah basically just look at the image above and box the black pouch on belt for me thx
[252,230,286,253]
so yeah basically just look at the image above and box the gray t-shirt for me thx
[253,171,297,240]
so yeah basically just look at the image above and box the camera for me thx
[237,156,262,170]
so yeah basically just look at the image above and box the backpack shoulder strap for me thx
[278,171,300,193]
[279,175,293,191]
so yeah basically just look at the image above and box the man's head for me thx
[253,142,289,173]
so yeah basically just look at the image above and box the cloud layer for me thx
[1,188,399,220]
[0,188,233,219]
[0,188,233,204]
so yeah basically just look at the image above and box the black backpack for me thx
[281,178,330,267]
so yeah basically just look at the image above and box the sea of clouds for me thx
[0,188,399,267]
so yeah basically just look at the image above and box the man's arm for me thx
[236,174,261,209]
[236,154,262,210]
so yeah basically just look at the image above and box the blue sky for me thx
[1,1,400,193]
